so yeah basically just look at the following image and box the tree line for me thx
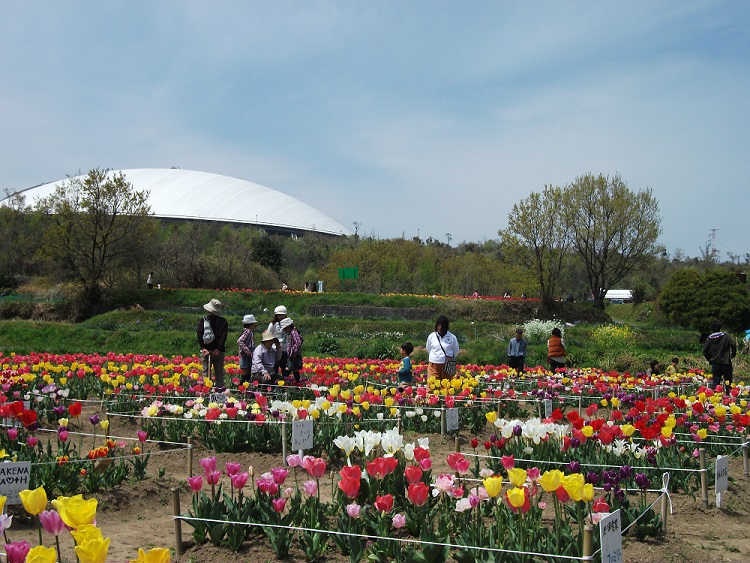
[1,169,747,328]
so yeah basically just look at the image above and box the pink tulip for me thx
[303,480,318,496]
[346,502,361,518]
[501,455,515,471]
[206,471,221,485]
[271,498,287,513]
[26,436,39,448]
[7,428,18,440]
[39,510,67,536]
[392,513,406,529]
[0,514,13,535]
[304,457,327,479]
[419,458,432,471]
[137,430,148,443]
[230,472,248,490]
[225,462,242,476]
[199,456,217,474]
[58,429,68,442]
[285,454,302,467]
[270,467,289,485]
[4,540,31,563]
[188,475,203,492]
[527,467,541,482]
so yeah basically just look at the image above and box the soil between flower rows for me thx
[8,411,750,562]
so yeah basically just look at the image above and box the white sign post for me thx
[543,399,553,419]
[716,454,729,508]
[0,462,32,505]
[292,419,314,452]
[445,408,459,432]
[599,509,623,563]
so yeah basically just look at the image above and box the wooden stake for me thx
[171,487,183,556]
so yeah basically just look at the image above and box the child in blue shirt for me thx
[397,342,414,385]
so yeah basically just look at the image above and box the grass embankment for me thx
[1,289,743,374]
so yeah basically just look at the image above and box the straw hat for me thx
[261,331,276,343]
[203,299,225,315]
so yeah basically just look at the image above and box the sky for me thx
[1,2,748,259]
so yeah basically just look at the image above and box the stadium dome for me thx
[6,168,351,237]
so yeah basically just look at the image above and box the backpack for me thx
[203,317,215,344]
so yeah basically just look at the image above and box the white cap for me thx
[274,305,287,315]
[242,314,257,324]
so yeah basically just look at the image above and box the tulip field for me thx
[2,350,750,562]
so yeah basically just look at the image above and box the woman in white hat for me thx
[197,298,229,388]
[251,331,282,382]
[267,305,288,378]
[237,314,257,382]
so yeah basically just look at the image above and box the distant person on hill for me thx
[507,328,527,375]
[426,315,459,379]
[547,327,566,372]
[304,281,311,293]
[281,317,304,382]
[665,357,679,376]
[237,314,257,383]
[197,298,228,389]
[703,320,737,393]
[397,342,414,386]
[146,272,154,289]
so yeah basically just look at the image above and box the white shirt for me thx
[425,331,459,364]
[267,321,288,352]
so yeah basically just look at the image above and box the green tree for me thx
[0,193,44,286]
[563,173,661,308]
[252,234,283,273]
[36,169,156,304]
[659,268,750,333]
[499,186,570,307]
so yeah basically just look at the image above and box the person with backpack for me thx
[703,320,737,393]
[197,298,229,389]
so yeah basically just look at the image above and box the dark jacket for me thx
[703,331,736,365]
[197,314,229,352]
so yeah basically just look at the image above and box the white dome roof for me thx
[9,168,351,236]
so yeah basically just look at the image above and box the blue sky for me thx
[1,2,748,258]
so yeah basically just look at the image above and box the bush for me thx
[591,324,636,349]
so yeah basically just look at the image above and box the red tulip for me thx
[404,465,423,485]
[407,482,429,507]
[304,457,327,479]
[374,494,394,513]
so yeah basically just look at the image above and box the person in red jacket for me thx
[547,327,566,372]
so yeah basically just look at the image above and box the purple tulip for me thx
[619,465,632,480]
[89,414,100,425]
[53,405,66,417]
[567,461,581,474]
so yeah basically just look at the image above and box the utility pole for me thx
[446,233,452,246]
[708,228,720,257]
[353,222,362,238]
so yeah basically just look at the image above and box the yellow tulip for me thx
[582,483,595,502]
[539,469,564,493]
[25,545,58,563]
[483,475,503,498]
[100,419,110,431]
[507,467,527,488]
[75,536,110,563]
[485,411,497,424]
[620,424,636,437]
[71,524,103,544]
[506,487,526,508]
[581,425,594,438]
[52,494,98,528]
[130,547,171,563]
[58,418,69,427]
[697,428,708,440]
[0,494,6,515]
[19,486,48,516]
[562,473,585,502]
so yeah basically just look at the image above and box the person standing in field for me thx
[547,327,566,372]
[197,298,229,389]
[703,320,737,393]
[237,314,257,383]
[267,305,289,378]
[280,317,304,382]
[507,328,527,375]
[425,315,459,379]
